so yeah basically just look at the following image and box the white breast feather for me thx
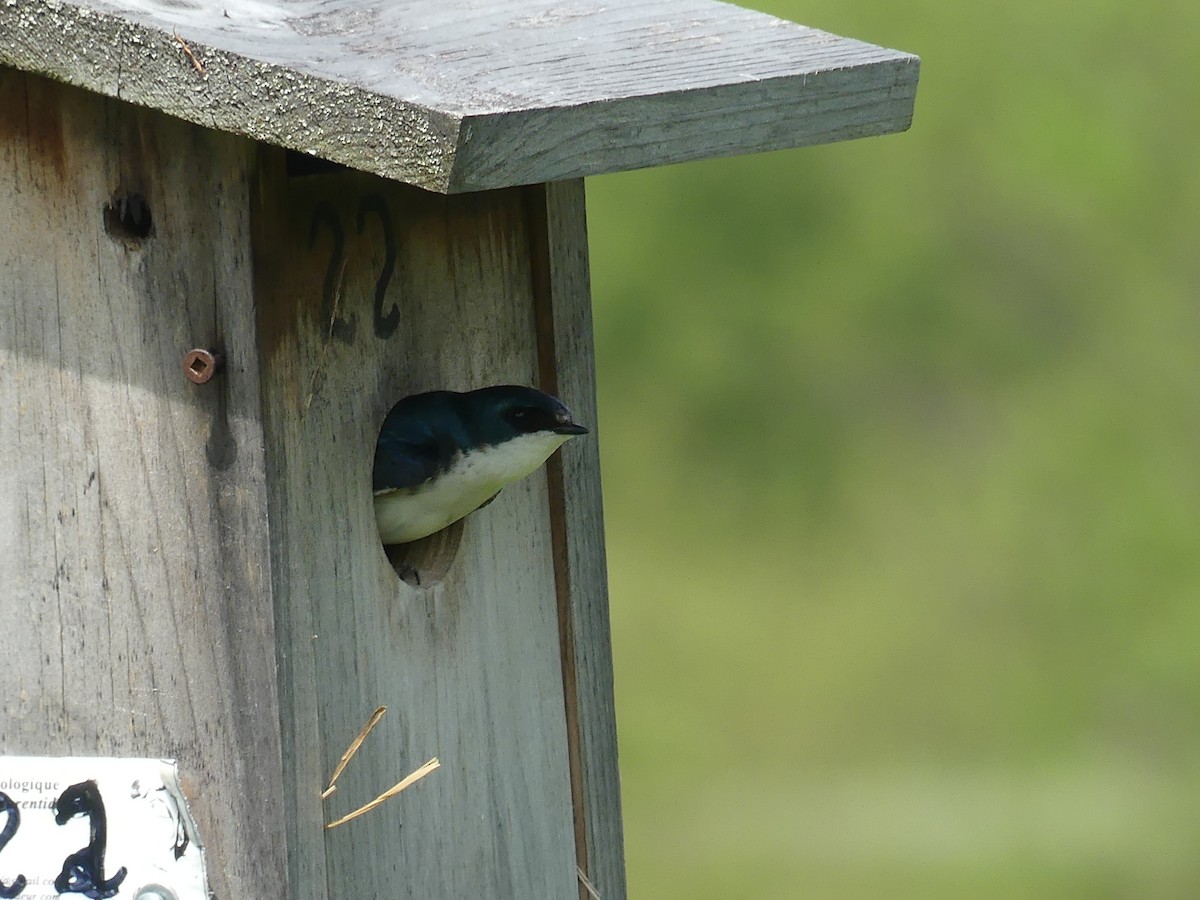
[374,431,572,545]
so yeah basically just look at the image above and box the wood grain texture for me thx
[529,180,627,899]
[0,71,289,897]
[0,0,919,192]
[253,159,583,898]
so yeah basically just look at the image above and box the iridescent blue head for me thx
[457,384,588,447]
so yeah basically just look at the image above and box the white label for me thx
[0,757,208,900]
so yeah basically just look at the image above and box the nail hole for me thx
[383,519,464,588]
[104,192,153,241]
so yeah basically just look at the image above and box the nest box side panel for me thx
[0,71,289,896]
[253,160,580,898]
[530,180,626,899]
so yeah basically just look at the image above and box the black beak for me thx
[554,421,589,436]
[551,405,588,436]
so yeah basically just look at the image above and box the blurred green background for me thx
[584,0,1200,897]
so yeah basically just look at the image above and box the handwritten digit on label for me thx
[0,792,26,899]
[356,194,401,339]
[53,781,127,900]
[309,201,358,344]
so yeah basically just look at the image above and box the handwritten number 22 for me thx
[310,195,400,342]
[0,782,126,899]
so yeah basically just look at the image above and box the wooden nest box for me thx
[0,1,917,897]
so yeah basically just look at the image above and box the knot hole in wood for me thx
[103,192,153,242]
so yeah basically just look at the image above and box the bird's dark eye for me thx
[506,406,545,432]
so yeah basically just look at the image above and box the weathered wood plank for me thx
[0,0,918,192]
[528,180,627,900]
[0,71,289,897]
[253,160,581,898]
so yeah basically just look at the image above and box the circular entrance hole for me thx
[382,517,464,588]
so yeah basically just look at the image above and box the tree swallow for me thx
[373,385,588,546]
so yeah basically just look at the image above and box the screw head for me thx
[135,885,178,900]
[183,348,222,384]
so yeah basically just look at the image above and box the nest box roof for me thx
[0,0,918,193]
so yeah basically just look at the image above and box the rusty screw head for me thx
[183,348,223,384]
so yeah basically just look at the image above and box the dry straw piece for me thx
[322,705,388,799]
[576,865,603,899]
[325,758,442,830]
[322,705,441,829]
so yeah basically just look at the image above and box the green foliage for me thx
[586,0,1200,895]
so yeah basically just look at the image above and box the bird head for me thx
[462,385,589,447]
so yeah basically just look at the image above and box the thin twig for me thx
[325,758,441,830]
[322,706,388,800]
[172,31,206,75]
[576,866,602,899]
